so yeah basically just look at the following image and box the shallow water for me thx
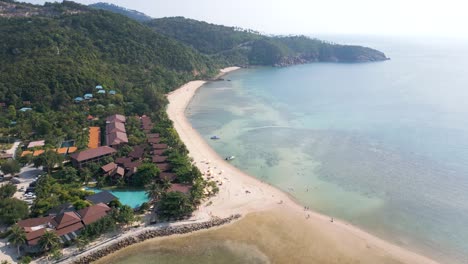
[95,210,406,264]
[186,37,468,263]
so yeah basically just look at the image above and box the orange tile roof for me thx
[33,150,44,156]
[67,147,78,153]
[88,127,100,149]
[21,151,33,157]
[57,147,68,154]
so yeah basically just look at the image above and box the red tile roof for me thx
[124,161,142,169]
[152,149,165,156]
[152,144,168,150]
[106,114,126,123]
[160,172,177,182]
[26,228,49,246]
[129,145,145,159]
[148,137,161,144]
[71,146,116,162]
[51,212,81,229]
[77,203,111,225]
[152,155,167,163]
[55,222,84,237]
[106,131,128,146]
[18,216,53,229]
[169,184,191,194]
[106,122,126,134]
[156,163,171,172]
[101,162,117,173]
[115,157,132,165]
[116,166,125,177]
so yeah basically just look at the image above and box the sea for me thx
[184,36,468,264]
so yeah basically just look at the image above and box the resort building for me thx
[27,140,45,149]
[17,203,111,252]
[70,146,117,168]
[88,127,101,149]
[140,115,153,133]
[105,114,128,147]
[85,191,118,205]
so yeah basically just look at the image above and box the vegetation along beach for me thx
[1,0,466,263]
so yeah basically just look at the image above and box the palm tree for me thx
[145,182,163,202]
[38,231,60,252]
[8,224,26,257]
[161,179,172,191]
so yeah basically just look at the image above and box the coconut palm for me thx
[145,182,163,202]
[8,224,26,257]
[38,231,60,252]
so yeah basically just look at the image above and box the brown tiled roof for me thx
[26,228,49,246]
[106,131,128,146]
[146,133,160,138]
[141,116,152,130]
[106,114,126,123]
[106,122,126,134]
[77,203,111,225]
[18,216,53,228]
[152,144,168,150]
[169,184,191,194]
[70,146,116,162]
[124,160,142,169]
[101,162,117,173]
[152,149,165,156]
[51,212,81,229]
[55,222,84,237]
[129,145,145,159]
[116,166,125,177]
[156,163,171,172]
[148,137,161,144]
[152,155,167,163]
[115,157,132,165]
[160,172,177,182]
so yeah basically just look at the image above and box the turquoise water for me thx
[187,37,468,263]
[86,188,148,208]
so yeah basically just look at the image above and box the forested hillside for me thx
[89,2,152,22]
[0,1,219,145]
[146,17,388,66]
[0,1,217,109]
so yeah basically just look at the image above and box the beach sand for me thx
[163,66,439,264]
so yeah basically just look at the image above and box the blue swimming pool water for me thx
[86,188,148,208]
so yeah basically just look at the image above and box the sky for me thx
[22,0,468,38]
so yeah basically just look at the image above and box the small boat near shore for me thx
[225,155,235,161]
[210,136,220,140]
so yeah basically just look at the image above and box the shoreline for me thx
[166,66,440,264]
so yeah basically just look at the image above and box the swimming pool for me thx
[86,188,148,208]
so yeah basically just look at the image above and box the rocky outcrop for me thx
[70,214,241,264]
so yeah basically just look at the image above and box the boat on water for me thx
[210,136,220,140]
[225,155,235,161]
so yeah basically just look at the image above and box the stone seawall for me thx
[69,214,241,264]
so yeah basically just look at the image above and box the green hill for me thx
[0,1,217,108]
[145,17,388,66]
[89,2,152,22]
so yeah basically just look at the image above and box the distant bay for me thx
[186,36,468,263]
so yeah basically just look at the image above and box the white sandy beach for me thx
[166,66,440,264]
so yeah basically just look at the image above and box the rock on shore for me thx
[70,214,241,264]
